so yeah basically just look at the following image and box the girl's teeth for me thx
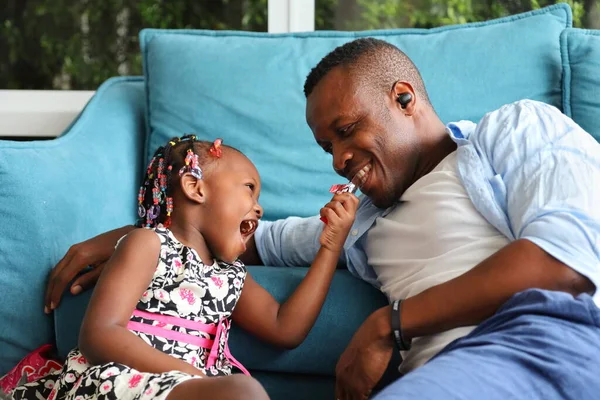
[241,220,257,235]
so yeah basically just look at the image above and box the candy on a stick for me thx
[320,182,357,224]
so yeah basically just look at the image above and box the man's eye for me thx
[322,145,332,154]
[337,123,355,137]
[246,183,255,191]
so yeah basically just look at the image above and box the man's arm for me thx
[385,239,592,339]
[248,216,345,267]
[45,224,137,312]
[335,101,600,399]
[48,215,334,307]
[336,239,594,400]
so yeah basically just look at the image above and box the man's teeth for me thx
[353,164,371,187]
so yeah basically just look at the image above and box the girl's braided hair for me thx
[136,134,223,228]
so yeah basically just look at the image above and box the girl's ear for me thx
[179,173,207,204]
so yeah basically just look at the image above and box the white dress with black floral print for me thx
[12,227,247,400]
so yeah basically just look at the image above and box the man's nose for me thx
[333,147,353,176]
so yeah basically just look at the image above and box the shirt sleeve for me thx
[473,100,600,289]
[255,216,346,267]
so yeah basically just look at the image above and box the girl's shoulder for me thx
[150,225,170,241]
[119,227,162,246]
[113,228,162,258]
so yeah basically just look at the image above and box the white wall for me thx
[269,0,315,33]
[0,90,95,138]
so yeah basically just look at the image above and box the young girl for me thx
[12,135,358,400]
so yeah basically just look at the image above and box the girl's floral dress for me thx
[12,227,248,400]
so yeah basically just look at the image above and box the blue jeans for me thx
[374,289,600,400]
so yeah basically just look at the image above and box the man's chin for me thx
[369,196,391,209]
[368,189,399,209]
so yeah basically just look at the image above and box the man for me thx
[46,38,600,399]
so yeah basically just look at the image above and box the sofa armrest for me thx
[0,76,146,375]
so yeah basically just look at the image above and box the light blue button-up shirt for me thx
[255,100,600,303]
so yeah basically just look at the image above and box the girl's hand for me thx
[319,192,359,252]
[232,192,359,349]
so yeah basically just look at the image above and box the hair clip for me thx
[164,197,174,228]
[146,157,156,175]
[147,204,161,225]
[137,186,146,204]
[166,197,173,214]
[179,149,203,180]
[137,186,147,218]
[157,158,167,191]
[152,187,161,205]
[209,138,223,158]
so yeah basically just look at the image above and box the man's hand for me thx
[44,225,136,313]
[336,306,394,400]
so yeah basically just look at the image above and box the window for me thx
[3,0,600,91]
[1,0,268,90]
[315,0,600,31]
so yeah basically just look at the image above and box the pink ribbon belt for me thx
[127,309,249,376]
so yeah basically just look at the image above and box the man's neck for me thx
[413,125,457,182]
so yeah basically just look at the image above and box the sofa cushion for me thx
[0,78,145,375]
[250,371,334,400]
[140,4,571,222]
[561,28,600,141]
[55,267,388,376]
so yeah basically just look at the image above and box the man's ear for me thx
[391,81,417,116]
[179,173,207,204]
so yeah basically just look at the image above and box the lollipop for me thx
[320,182,358,224]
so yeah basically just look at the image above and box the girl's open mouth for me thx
[240,219,258,237]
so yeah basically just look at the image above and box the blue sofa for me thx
[1,4,599,399]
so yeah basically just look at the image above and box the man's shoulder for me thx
[498,99,567,124]
[470,99,573,150]
[479,99,565,130]
[447,100,563,142]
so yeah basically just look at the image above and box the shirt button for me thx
[351,229,359,236]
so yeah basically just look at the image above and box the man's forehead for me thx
[306,67,362,126]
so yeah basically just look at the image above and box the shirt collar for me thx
[446,120,477,146]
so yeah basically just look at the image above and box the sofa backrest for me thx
[561,28,600,141]
[140,4,571,222]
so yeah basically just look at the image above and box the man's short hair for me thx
[304,38,430,105]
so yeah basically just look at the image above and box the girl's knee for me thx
[168,375,269,400]
[227,375,269,399]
